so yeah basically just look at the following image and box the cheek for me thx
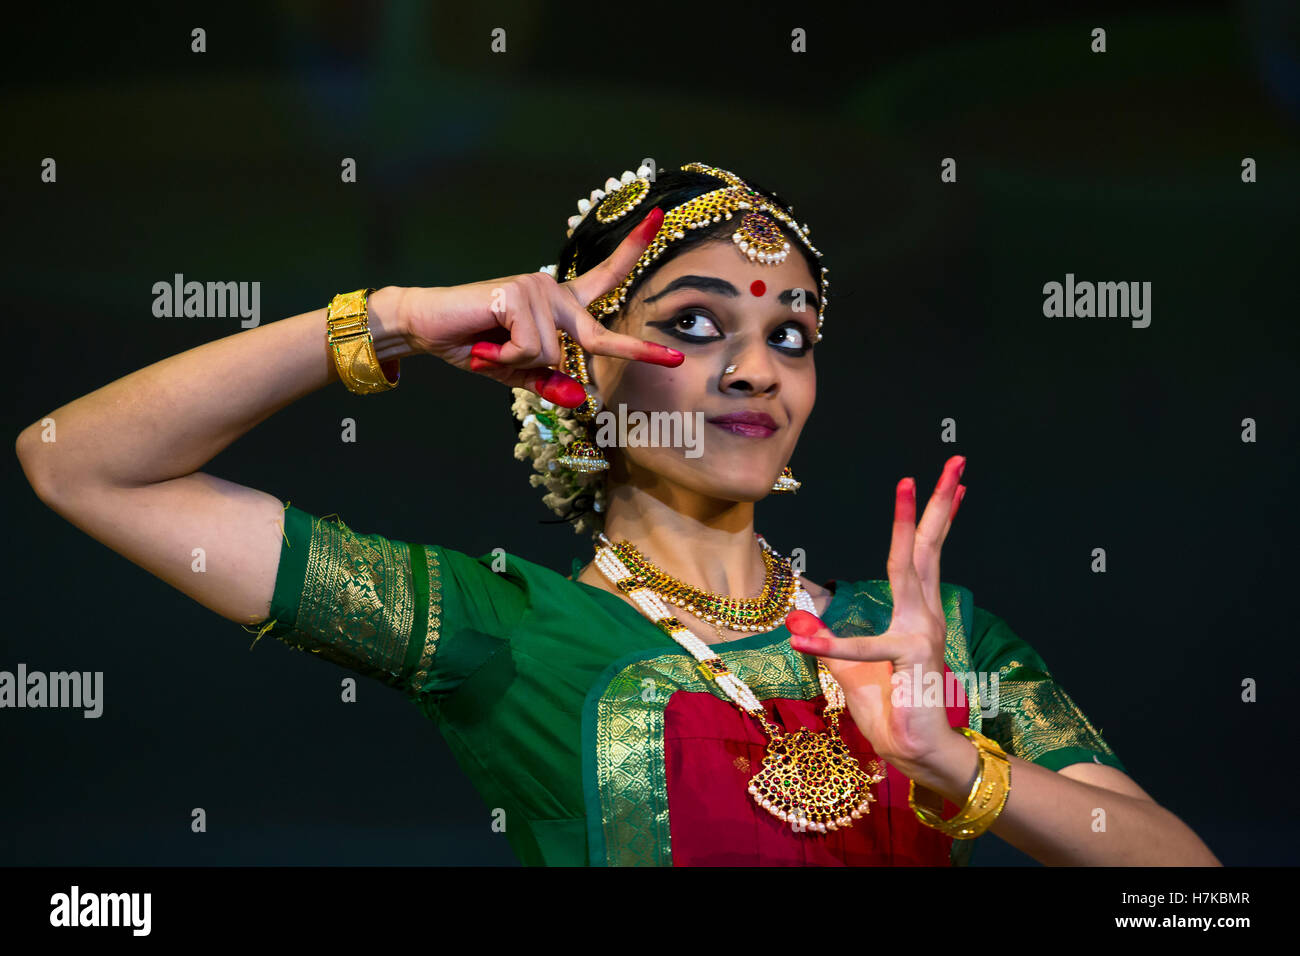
[788,362,816,403]
[800,376,816,414]
[610,365,696,411]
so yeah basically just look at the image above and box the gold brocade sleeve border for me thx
[410,545,443,690]
[275,514,420,693]
[981,674,1120,766]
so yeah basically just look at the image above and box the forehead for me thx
[641,238,817,295]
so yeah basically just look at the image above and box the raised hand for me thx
[397,206,683,406]
[786,455,968,776]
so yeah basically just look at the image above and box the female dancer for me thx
[16,160,1218,866]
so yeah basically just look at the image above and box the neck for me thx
[598,478,766,599]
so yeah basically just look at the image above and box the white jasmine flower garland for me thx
[511,386,607,536]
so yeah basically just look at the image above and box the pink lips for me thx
[708,411,778,437]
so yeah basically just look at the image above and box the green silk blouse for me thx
[247,505,1126,866]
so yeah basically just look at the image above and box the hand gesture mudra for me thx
[787,455,969,778]
[396,207,683,407]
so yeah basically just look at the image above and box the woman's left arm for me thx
[786,456,1221,866]
[910,731,1221,866]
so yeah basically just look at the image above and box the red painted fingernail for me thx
[786,610,824,636]
[645,342,684,366]
[633,206,664,243]
[952,484,966,519]
[956,456,966,479]
[540,371,587,408]
[469,356,496,372]
[897,477,916,522]
[472,340,503,361]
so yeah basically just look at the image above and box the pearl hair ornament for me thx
[566,163,657,238]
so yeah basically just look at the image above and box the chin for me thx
[649,457,783,502]
[699,477,780,503]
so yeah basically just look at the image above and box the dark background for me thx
[3,1,1296,866]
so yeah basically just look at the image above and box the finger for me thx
[940,484,966,542]
[469,354,588,407]
[547,281,683,367]
[886,477,923,613]
[470,278,592,407]
[524,273,564,370]
[817,656,889,722]
[786,610,914,663]
[497,279,546,367]
[564,206,664,308]
[482,280,544,367]
[519,366,587,407]
[467,278,582,405]
[915,456,965,616]
[917,456,965,543]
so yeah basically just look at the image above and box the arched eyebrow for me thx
[777,288,821,313]
[644,274,821,313]
[642,275,738,302]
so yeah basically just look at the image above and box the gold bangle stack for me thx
[326,288,400,395]
[908,727,1011,839]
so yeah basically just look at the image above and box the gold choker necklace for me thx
[599,533,799,634]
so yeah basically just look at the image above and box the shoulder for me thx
[420,541,599,614]
[801,576,833,602]
[572,560,621,600]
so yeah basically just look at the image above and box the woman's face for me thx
[587,238,819,504]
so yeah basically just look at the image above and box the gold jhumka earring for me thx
[771,466,801,493]
[553,324,610,474]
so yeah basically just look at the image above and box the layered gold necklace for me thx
[593,532,887,834]
[602,534,799,635]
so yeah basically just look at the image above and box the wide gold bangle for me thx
[326,288,400,395]
[908,726,1011,839]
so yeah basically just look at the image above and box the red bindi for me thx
[750,279,766,297]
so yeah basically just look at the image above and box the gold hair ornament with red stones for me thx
[552,161,829,343]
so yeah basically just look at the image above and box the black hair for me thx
[555,164,820,329]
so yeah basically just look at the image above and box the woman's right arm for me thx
[13,287,415,627]
[14,205,676,633]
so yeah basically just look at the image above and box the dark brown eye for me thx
[671,311,722,338]
[771,324,811,354]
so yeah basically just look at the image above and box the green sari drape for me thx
[247,505,1126,866]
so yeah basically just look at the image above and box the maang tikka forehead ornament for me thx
[546,161,829,343]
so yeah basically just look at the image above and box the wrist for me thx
[902,728,980,804]
[365,286,414,360]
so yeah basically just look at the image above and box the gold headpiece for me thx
[565,163,657,238]
[560,161,828,343]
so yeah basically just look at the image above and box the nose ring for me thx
[723,364,737,375]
